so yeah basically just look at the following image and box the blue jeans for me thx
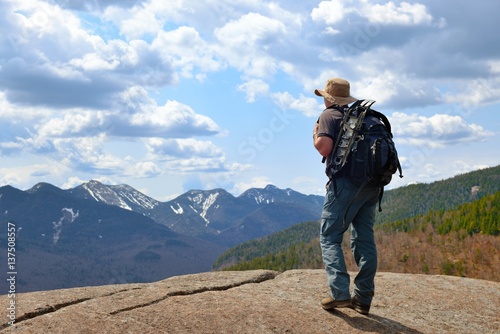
[320,177,380,304]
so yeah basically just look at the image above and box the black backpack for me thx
[325,99,403,210]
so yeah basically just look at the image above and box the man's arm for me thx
[313,122,333,157]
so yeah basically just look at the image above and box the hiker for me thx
[313,77,381,315]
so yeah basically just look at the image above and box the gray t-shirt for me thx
[317,106,344,164]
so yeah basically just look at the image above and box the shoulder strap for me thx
[325,99,375,177]
[367,109,393,136]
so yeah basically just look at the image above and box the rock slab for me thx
[1,270,499,333]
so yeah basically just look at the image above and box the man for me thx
[313,78,380,315]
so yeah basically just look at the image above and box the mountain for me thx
[4,165,498,293]
[240,184,323,206]
[0,181,323,292]
[68,180,160,211]
[69,182,324,247]
[162,185,324,245]
[0,183,225,293]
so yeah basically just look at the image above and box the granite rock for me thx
[1,270,499,334]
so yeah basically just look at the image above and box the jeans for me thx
[320,177,380,304]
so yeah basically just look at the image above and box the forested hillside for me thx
[376,165,500,224]
[212,221,320,269]
[380,192,499,236]
[214,167,500,282]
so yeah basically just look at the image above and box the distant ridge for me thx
[0,181,323,292]
[1,165,499,292]
[67,180,325,247]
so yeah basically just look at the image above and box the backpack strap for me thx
[369,109,392,137]
[378,187,385,212]
[325,99,375,179]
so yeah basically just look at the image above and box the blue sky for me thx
[1,0,499,201]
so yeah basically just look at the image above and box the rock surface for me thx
[1,269,499,333]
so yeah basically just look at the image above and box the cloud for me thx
[0,92,49,120]
[351,69,443,109]
[367,2,433,25]
[61,176,90,189]
[0,85,222,180]
[272,92,320,118]
[1,0,499,199]
[214,12,287,77]
[103,3,164,39]
[132,161,162,178]
[443,76,500,108]
[18,85,219,139]
[0,1,174,110]
[36,110,107,138]
[311,0,437,41]
[152,26,222,79]
[392,112,494,148]
[52,135,123,173]
[0,162,69,190]
[311,0,346,26]
[238,79,270,102]
[146,138,223,159]
[111,87,220,138]
[232,176,274,196]
[143,137,235,174]
[48,0,142,12]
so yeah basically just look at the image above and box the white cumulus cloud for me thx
[392,112,494,148]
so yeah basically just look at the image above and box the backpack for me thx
[325,99,403,210]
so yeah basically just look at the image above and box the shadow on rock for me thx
[328,309,425,334]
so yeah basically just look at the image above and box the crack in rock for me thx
[110,271,279,315]
[1,287,142,330]
[1,298,90,330]
[1,271,279,329]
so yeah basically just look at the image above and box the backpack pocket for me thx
[371,137,397,186]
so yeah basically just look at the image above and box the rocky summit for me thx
[1,270,499,334]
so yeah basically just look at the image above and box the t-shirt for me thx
[317,106,344,164]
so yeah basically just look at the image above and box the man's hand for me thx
[313,122,319,142]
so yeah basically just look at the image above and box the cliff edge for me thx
[1,270,499,333]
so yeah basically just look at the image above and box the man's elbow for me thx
[314,136,333,157]
[317,147,331,157]
[314,142,332,157]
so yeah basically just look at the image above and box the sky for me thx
[0,0,499,201]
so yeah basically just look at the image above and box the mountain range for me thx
[0,181,323,292]
[67,181,324,245]
[3,165,499,292]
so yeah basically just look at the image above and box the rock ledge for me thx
[1,270,499,333]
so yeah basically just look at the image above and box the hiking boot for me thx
[351,296,370,315]
[321,296,351,310]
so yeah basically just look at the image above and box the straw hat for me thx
[314,78,357,105]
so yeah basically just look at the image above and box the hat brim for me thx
[315,89,357,105]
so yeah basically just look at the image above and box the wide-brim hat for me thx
[314,77,357,105]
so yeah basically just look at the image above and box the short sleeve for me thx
[317,108,343,140]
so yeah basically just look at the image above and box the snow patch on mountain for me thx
[53,208,79,244]
[82,182,132,211]
[171,203,183,214]
[79,181,160,211]
[253,194,275,205]
[112,185,159,209]
[200,192,219,225]
[182,191,221,225]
